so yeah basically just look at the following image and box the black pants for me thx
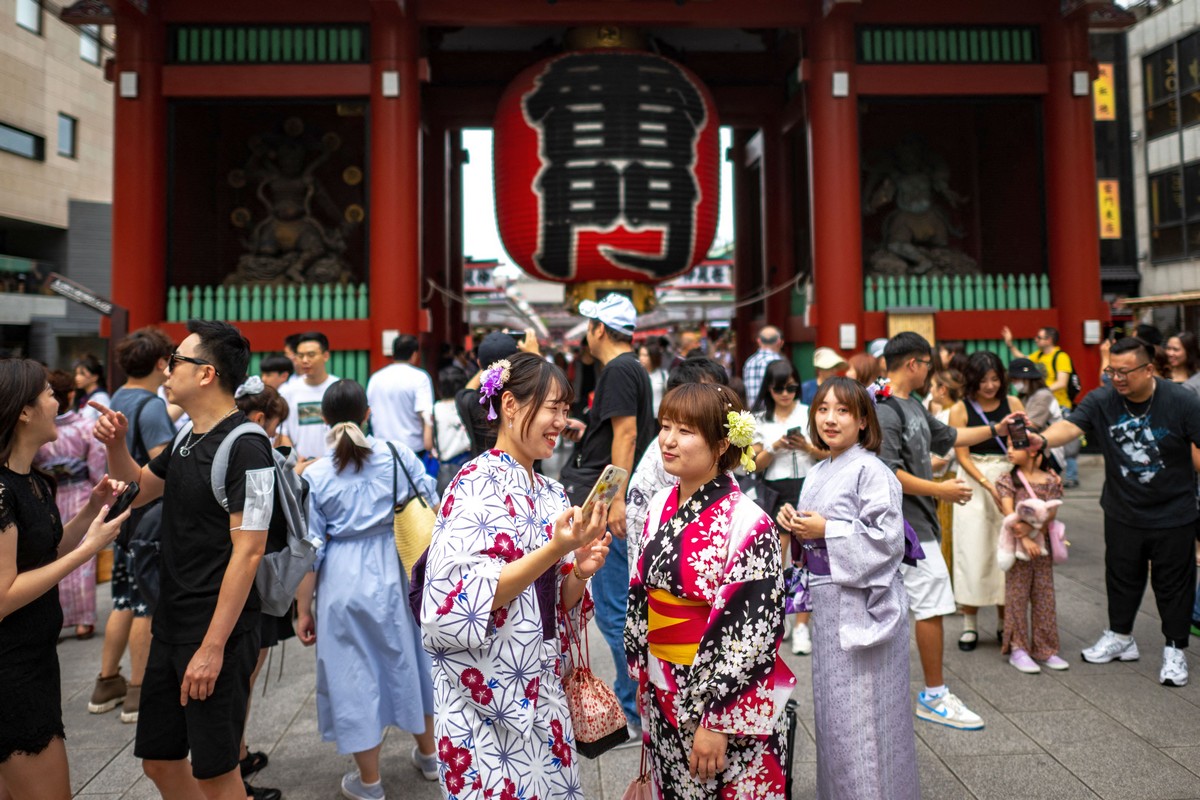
[1105,515,1196,648]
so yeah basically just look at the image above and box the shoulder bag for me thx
[387,442,436,579]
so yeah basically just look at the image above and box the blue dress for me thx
[304,438,439,754]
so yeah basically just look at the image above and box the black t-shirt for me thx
[876,394,959,543]
[456,387,495,458]
[1067,378,1200,528]
[560,351,655,505]
[148,413,284,644]
[0,469,63,660]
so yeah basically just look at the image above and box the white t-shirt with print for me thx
[280,373,339,459]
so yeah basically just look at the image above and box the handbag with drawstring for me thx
[563,600,630,758]
[622,743,653,800]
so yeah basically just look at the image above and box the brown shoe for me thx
[120,684,141,723]
[88,672,127,714]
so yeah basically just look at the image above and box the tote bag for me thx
[387,442,436,578]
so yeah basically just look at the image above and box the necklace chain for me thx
[1122,383,1156,420]
[178,407,238,458]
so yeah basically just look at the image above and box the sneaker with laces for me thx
[410,745,438,781]
[120,684,141,723]
[1160,646,1189,687]
[1009,649,1041,674]
[916,691,985,730]
[87,672,127,714]
[341,770,384,800]
[1040,654,1070,671]
[791,622,812,656]
[1081,630,1139,664]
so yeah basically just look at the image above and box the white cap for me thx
[813,347,847,370]
[868,338,889,359]
[578,293,637,333]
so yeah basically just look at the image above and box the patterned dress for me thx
[421,449,591,800]
[34,411,106,627]
[625,474,795,800]
[996,470,1063,660]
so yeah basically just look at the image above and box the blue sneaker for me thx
[341,770,384,800]
[916,691,985,730]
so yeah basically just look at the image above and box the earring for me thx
[508,418,514,430]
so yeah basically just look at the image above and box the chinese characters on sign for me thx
[1094,63,1115,121]
[1098,179,1121,240]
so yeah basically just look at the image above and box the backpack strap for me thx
[127,393,155,465]
[170,422,194,454]
[210,423,271,511]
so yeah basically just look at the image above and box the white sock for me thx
[924,684,947,699]
[962,613,977,633]
[361,777,382,788]
[1114,632,1133,643]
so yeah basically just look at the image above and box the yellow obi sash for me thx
[647,588,711,666]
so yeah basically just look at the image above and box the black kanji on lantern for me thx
[523,52,708,280]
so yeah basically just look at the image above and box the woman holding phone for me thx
[0,359,129,800]
[421,353,611,799]
[751,359,821,655]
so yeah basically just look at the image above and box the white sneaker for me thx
[916,691,985,730]
[1081,630,1140,664]
[411,745,438,781]
[341,770,385,800]
[791,622,812,656]
[1161,646,1189,687]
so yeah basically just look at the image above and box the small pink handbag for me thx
[622,745,653,800]
[563,607,630,758]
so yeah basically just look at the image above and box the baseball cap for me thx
[868,338,889,359]
[813,347,847,371]
[477,331,520,368]
[578,293,637,333]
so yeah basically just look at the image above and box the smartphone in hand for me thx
[786,426,806,440]
[579,465,628,523]
[1008,416,1030,450]
[105,482,140,522]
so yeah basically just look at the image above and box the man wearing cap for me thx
[801,347,848,405]
[455,329,538,458]
[561,293,655,740]
[742,325,785,405]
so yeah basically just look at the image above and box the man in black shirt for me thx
[560,293,655,737]
[1035,337,1200,688]
[94,320,282,800]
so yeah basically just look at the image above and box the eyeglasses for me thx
[1103,362,1151,380]
[168,352,219,376]
[772,383,800,394]
[913,358,933,368]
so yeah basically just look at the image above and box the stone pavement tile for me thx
[785,758,817,800]
[951,667,1091,714]
[70,746,122,795]
[941,753,1099,800]
[74,741,141,796]
[910,682,1043,758]
[119,776,162,800]
[595,743,643,798]
[1162,745,1200,780]
[1050,673,1200,747]
[914,738,975,800]
[577,753,603,798]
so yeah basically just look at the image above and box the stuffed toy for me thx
[997,496,1064,572]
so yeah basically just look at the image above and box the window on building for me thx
[80,24,100,65]
[1149,167,1192,262]
[1144,33,1200,139]
[57,114,77,158]
[0,122,44,161]
[15,0,41,34]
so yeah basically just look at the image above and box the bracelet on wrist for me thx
[572,562,591,581]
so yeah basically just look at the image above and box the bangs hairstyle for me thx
[485,352,575,439]
[807,377,883,453]
[963,351,1008,399]
[234,383,289,424]
[658,383,745,473]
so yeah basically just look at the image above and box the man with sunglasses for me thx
[1032,337,1200,688]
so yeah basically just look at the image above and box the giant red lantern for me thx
[494,48,720,309]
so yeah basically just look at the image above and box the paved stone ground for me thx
[58,457,1200,799]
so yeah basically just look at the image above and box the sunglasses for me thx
[772,383,800,394]
[168,352,220,376]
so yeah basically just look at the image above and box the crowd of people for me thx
[2,300,1200,800]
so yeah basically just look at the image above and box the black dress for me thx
[0,467,65,763]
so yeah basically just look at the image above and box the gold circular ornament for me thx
[344,204,365,224]
[343,166,363,186]
[230,207,252,228]
[322,132,342,152]
[227,169,246,189]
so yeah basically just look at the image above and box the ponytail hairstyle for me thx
[934,368,965,403]
[321,379,372,473]
[482,352,574,439]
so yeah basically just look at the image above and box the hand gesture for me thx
[792,510,826,540]
[776,503,797,530]
[1001,325,1014,346]
[86,475,127,515]
[689,726,728,783]
[89,401,129,447]
[573,531,612,579]
[553,502,607,556]
[84,498,131,554]
[986,482,1005,512]
[517,328,540,355]
[180,642,223,706]
[773,436,794,452]
[563,419,586,442]
[940,478,972,505]
[296,613,316,646]
[994,412,1028,437]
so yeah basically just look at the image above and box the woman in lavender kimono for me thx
[421,353,611,800]
[626,383,795,800]
[778,377,919,800]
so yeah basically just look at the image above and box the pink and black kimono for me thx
[625,473,795,800]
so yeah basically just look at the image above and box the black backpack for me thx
[1053,351,1082,405]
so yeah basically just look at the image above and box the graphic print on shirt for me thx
[297,402,323,426]
[1109,413,1164,484]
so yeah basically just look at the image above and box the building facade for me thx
[0,0,115,363]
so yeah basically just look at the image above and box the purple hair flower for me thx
[478,359,513,422]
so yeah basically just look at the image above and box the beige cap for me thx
[813,347,847,371]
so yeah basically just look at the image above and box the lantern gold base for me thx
[567,280,657,315]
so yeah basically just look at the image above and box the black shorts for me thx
[134,629,260,779]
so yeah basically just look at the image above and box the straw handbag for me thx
[387,443,436,578]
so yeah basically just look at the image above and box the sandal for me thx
[958,630,978,652]
[75,625,95,641]
[239,751,269,778]
[243,781,281,800]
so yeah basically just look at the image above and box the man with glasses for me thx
[279,331,338,460]
[876,332,1023,730]
[1002,325,1080,486]
[742,324,784,405]
[1032,337,1200,687]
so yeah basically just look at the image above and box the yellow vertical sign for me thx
[1094,63,1116,121]
[1098,179,1121,239]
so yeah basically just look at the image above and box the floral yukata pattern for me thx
[422,449,591,800]
[625,474,795,800]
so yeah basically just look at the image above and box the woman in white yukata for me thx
[294,379,440,800]
[421,353,611,800]
[778,377,920,800]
